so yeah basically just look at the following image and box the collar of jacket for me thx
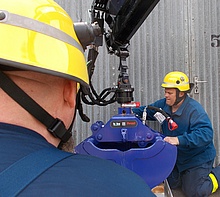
[163,95,190,116]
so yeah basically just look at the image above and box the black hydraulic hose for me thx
[147,105,178,131]
[147,105,169,118]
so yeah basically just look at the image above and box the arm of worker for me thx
[164,116,212,147]
[132,99,167,120]
[177,115,213,148]
[131,105,146,118]
[172,103,213,148]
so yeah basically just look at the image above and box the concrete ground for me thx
[152,181,220,197]
[172,188,220,197]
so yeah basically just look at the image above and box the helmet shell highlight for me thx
[161,71,190,92]
[0,0,89,87]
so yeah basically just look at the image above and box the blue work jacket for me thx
[132,95,216,172]
[0,123,155,197]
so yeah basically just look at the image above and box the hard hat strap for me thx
[0,71,71,143]
[173,89,186,106]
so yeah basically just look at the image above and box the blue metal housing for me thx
[75,107,177,188]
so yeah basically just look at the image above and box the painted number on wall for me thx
[211,35,220,47]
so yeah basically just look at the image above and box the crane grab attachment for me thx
[75,107,177,189]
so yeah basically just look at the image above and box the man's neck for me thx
[172,99,184,113]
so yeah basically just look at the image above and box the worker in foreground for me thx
[132,71,220,197]
[0,0,155,196]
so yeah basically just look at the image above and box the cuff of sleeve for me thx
[178,136,187,146]
[131,108,138,114]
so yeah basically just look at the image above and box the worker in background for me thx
[0,0,155,196]
[132,71,220,197]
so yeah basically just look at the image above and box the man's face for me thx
[164,88,177,106]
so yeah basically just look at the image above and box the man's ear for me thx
[63,80,77,108]
[179,91,185,97]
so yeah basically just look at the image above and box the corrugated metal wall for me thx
[55,0,220,164]
[187,0,220,164]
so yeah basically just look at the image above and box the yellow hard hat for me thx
[0,0,89,87]
[161,71,190,92]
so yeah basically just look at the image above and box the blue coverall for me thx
[132,95,220,197]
